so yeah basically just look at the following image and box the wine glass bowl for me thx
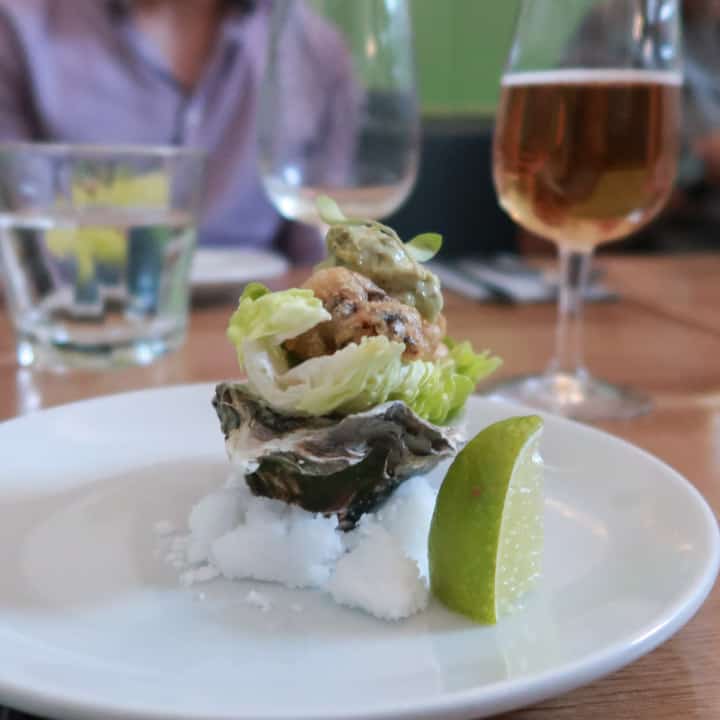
[493,70,681,251]
[257,0,420,227]
[489,0,682,421]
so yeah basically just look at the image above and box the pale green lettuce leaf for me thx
[388,340,501,424]
[244,335,406,416]
[226,284,501,424]
[227,283,330,365]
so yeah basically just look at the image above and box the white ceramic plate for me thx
[0,386,717,720]
[190,249,289,291]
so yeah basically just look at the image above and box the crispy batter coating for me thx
[285,267,446,362]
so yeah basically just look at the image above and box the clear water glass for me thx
[0,144,206,370]
[258,0,420,227]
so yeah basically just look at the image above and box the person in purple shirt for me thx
[0,0,350,263]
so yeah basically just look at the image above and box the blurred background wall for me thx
[412,0,595,116]
[413,0,518,117]
[387,1,524,255]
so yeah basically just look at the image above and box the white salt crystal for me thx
[176,472,437,621]
[153,520,175,536]
[171,536,189,550]
[194,565,221,582]
[373,476,437,579]
[210,497,343,588]
[246,589,272,612]
[180,564,220,586]
[186,488,246,564]
[186,541,209,565]
[328,524,429,620]
[189,487,247,538]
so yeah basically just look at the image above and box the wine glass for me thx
[491,0,682,421]
[257,0,419,228]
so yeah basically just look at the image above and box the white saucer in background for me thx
[190,248,289,291]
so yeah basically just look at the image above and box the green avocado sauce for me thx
[321,222,443,322]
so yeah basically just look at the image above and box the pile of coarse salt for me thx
[163,474,438,620]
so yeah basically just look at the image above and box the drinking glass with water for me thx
[0,144,205,369]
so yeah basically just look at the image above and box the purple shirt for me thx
[0,0,346,262]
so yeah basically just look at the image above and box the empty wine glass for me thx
[257,0,419,228]
[491,0,682,420]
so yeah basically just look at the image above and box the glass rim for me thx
[499,68,684,86]
[0,141,206,160]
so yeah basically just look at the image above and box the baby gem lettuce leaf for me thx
[226,285,500,424]
[227,283,330,365]
[245,335,406,417]
[387,340,501,425]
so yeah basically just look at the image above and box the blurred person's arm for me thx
[275,220,324,265]
[0,11,37,140]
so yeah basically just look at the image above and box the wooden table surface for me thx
[1,254,719,720]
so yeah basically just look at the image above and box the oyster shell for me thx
[213,383,461,530]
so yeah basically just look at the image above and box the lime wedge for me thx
[428,415,544,623]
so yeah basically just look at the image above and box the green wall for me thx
[411,0,521,117]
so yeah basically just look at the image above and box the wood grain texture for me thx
[602,253,720,337]
[0,257,718,720]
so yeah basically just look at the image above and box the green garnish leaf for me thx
[406,233,442,263]
[240,282,270,302]
[316,195,347,225]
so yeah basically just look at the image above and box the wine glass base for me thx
[485,372,653,422]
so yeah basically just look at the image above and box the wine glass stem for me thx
[548,247,593,379]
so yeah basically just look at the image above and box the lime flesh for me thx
[428,415,544,623]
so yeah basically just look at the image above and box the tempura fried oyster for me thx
[284,267,445,362]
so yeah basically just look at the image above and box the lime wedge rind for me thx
[428,415,544,624]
